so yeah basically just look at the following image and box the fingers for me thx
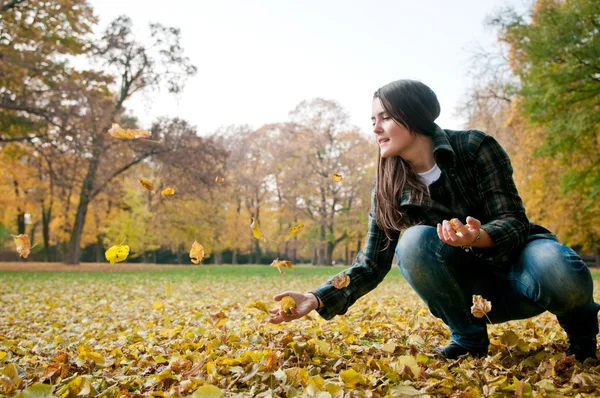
[273,291,292,302]
[466,216,481,229]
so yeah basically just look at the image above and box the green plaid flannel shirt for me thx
[311,126,553,320]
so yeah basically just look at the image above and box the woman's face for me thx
[371,98,416,159]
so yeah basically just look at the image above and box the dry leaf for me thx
[189,241,205,264]
[248,301,270,314]
[331,173,343,182]
[215,176,225,184]
[265,351,278,371]
[280,296,296,316]
[104,244,130,264]
[139,178,155,192]
[270,258,294,274]
[160,187,175,197]
[250,217,267,242]
[11,234,32,258]
[332,273,350,289]
[107,123,151,139]
[471,295,492,318]
[288,222,305,234]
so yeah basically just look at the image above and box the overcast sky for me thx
[89,0,530,136]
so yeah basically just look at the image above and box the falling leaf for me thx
[139,178,155,192]
[250,217,267,242]
[248,301,270,314]
[104,243,130,264]
[288,222,305,235]
[280,296,296,316]
[160,187,175,197]
[189,241,204,264]
[331,173,343,182]
[215,176,225,184]
[471,295,492,318]
[270,258,294,274]
[332,273,350,289]
[11,234,33,258]
[107,123,151,139]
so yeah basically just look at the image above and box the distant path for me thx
[0,262,180,272]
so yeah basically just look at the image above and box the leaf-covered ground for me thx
[1,266,599,397]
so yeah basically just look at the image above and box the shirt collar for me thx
[432,124,456,168]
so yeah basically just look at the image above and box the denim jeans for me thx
[396,225,600,352]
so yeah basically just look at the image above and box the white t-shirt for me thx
[418,163,441,186]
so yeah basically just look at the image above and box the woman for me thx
[269,79,599,361]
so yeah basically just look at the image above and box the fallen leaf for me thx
[265,351,278,371]
[331,173,343,182]
[270,258,294,274]
[332,273,350,289]
[189,241,204,264]
[107,123,151,139]
[189,384,223,397]
[11,234,32,258]
[215,176,225,184]
[288,222,305,234]
[471,295,492,318]
[160,187,175,197]
[280,296,296,316]
[139,178,155,192]
[105,243,130,264]
[250,218,267,242]
[248,301,270,314]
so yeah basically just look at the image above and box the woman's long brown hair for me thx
[373,80,440,241]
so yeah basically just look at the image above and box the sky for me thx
[89,0,530,136]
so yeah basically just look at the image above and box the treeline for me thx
[0,1,374,265]
[1,0,598,266]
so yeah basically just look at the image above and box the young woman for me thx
[269,79,599,361]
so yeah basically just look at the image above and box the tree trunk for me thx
[95,235,104,262]
[595,247,600,268]
[232,248,238,265]
[42,206,51,262]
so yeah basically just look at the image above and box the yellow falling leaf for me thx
[280,296,296,316]
[161,187,175,197]
[332,273,350,289]
[11,234,33,258]
[139,178,155,192]
[288,222,305,234]
[104,243,130,264]
[215,176,225,184]
[331,173,343,182]
[270,258,294,274]
[471,295,492,318]
[250,217,267,242]
[165,282,171,296]
[107,123,151,139]
[248,301,270,314]
[189,241,205,264]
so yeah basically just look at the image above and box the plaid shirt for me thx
[311,126,554,320]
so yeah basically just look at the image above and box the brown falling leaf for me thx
[11,234,33,258]
[107,123,151,139]
[332,273,350,289]
[471,295,492,318]
[270,258,294,274]
[189,241,205,264]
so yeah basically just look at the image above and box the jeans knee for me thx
[521,240,593,312]
[396,225,439,275]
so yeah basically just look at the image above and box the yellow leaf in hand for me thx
[215,176,225,184]
[270,258,294,274]
[161,187,175,196]
[332,273,350,289]
[471,295,492,318]
[288,222,305,234]
[11,234,33,258]
[107,123,151,139]
[139,178,154,192]
[250,217,267,242]
[105,244,130,264]
[280,296,296,316]
[331,173,343,182]
[189,241,205,264]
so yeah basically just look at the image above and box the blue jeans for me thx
[396,225,600,352]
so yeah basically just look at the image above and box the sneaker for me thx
[434,341,487,359]
[567,336,598,362]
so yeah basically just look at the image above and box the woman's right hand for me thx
[268,291,319,324]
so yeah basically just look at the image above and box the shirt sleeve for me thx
[474,135,530,265]
[310,187,399,320]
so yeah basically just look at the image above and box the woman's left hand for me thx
[437,216,481,247]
